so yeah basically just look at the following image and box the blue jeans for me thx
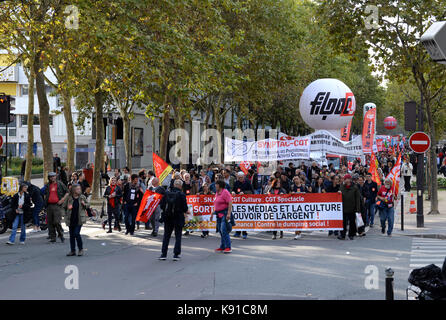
[126,203,138,234]
[33,202,43,227]
[254,189,262,195]
[380,206,394,235]
[217,216,231,249]
[9,214,26,243]
[365,200,376,226]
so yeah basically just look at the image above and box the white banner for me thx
[224,136,310,162]
[280,130,363,158]
[309,130,363,158]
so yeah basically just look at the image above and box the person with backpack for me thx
[159,179,189,261]
[25,182,44,233]
[122,174,143,235]
[377,178,396,237]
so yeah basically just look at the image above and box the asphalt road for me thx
[0,219,423,300]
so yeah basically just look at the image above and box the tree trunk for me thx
[426,100,439,214]
[34,57,53,184]
[91,90,105,200]
[159,104,170,160]
[121,112,131,170]
[62,92,75,172]
[172,102,187,169]
[151,117,156,156]
[24,66,35,181]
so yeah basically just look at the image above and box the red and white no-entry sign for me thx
[0,135,3,149]
[409,132,431,153]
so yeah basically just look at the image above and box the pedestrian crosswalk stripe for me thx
[409,238,446,268]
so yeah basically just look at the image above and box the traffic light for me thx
[0,94,13,125]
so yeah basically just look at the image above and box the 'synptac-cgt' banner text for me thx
[185,193,343,231]
[224,136,310,162]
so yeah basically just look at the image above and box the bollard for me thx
[401,194,404,231]
[385,268,394,300]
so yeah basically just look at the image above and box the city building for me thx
[0,52,246,170]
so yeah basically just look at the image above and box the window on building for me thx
[21,115,53,126]
[20,84,53,96]
[21,84,28,96]
[20,84,37,96]
[9,128,16,136]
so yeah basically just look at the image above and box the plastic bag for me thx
[355,212,364,228]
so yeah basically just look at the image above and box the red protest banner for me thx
[184,193,344,232]
[362,108,376,153]
[136,189,163,223]
[340,120,352,142]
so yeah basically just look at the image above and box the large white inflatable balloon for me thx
[299,78,356,130]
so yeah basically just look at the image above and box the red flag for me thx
[362,108,376,153]
[386,153,402,196]
[152,153,173,183]
[136,189,163,223]
[239,161,252,175]
[368,152,381,186]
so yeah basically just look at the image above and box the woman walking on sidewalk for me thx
[63,184,89,256]
[6,184,32,245]
[212,180,234,253]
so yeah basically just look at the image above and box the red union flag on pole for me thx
[386,153,402,196]
[368,152,381,186]
[136,189,163,223]
[362,108,376,153]
[152,153,173,183]
[239,161,252,174]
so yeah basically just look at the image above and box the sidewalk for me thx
[393,189,446,237]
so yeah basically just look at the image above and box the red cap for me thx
[344,174,352,180]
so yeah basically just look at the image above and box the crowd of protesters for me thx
[6,148,418,260]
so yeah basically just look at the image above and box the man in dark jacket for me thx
[232,172,253,239]
[159,179,189,261]
[24,181,44,233]
[338,174,360,240]
[44,172,69,242]
[363,173,378,227]
[103,177,123,233]
[122,174,143,235]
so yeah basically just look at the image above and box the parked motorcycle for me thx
[408,257,446,300]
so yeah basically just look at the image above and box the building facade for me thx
[0,52,244,170]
